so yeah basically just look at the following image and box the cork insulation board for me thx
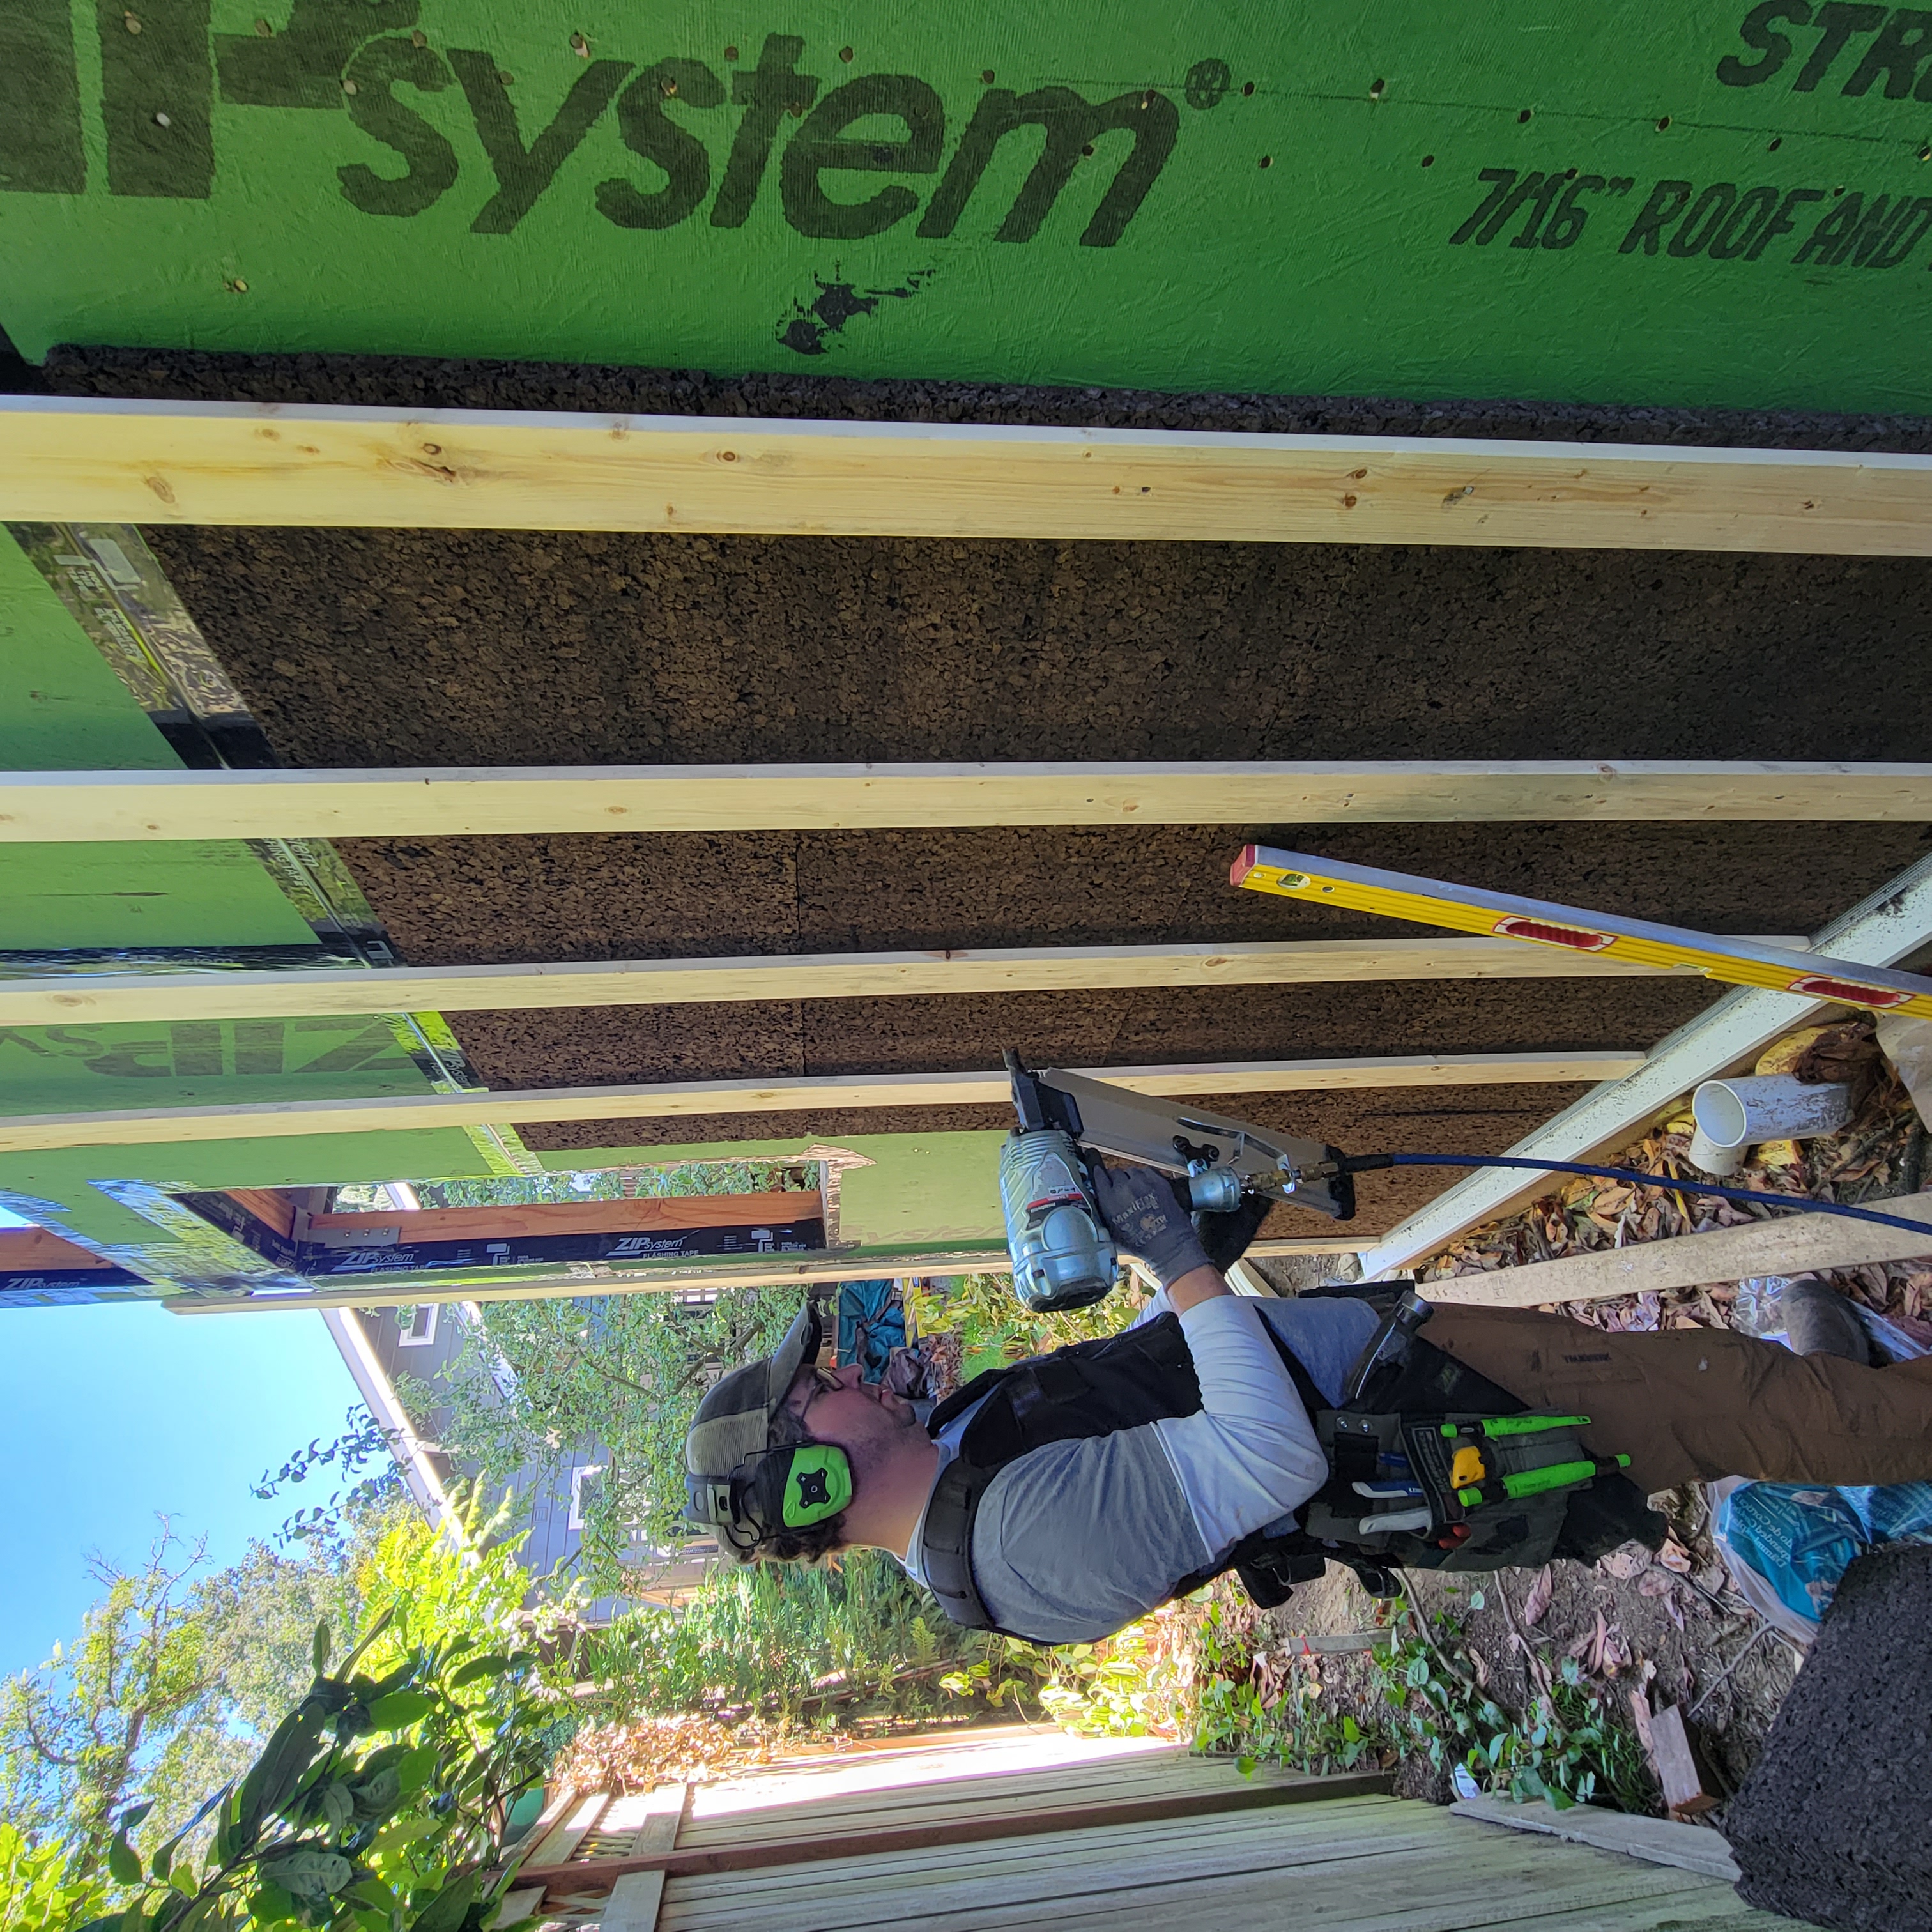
[6,3,1932,410]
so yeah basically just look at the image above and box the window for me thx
[397,1303,438,1347]
[568,1464,605,1532]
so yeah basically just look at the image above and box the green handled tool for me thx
[1439,1414,1592,1440]
[1457,1454,1630,1508]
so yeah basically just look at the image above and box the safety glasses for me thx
[786,1362,843,1428]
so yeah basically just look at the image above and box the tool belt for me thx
[1216,1292,1663,1607]
[919,1298,1663,1638]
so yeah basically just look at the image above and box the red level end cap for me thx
[1230,844,1259,885]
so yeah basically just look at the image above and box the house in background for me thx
[325,1291,719,1611]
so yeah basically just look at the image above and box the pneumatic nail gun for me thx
[998,1052,1357,1312]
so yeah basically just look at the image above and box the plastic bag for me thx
[1711,1476,1932,1647]
[1729,1276,1791,1340]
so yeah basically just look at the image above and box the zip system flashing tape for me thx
[1230,845,1932,1021]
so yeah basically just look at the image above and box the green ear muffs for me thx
[727,1441,855,1543]
[779,1443,853,1527]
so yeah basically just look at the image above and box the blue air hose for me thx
[1335,1152,1932,1239]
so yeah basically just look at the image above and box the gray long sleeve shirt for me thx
[903,1292,1378,1644]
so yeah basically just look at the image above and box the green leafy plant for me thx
[77,1602,553,1932]
[3,1486,578,1929]
[902,1272,1149,1379]
[1374,1595,1655,1812]
[1190,1594,1387,1775]
[578,1550,992,1724]
[0,1526,365,1875]
[0,1818,112,1931]
[417,1287,801,1589]
[254,1407,408,1558]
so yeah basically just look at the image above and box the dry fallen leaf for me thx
[1586,1612,1609,1676]
[1522,1565,1555,1628]
[1629,1688,1657,1756]
[1637,1570,1673,1599]
[1659,1538,1694,1575]
[1598,1544,1651,1581]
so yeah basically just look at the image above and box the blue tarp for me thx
[838,1278,905,1384]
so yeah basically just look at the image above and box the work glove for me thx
[1090,1162,1213,1289]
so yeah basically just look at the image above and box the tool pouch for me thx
[1305,1406,1588,1574]
[1289,1290,1664,1581]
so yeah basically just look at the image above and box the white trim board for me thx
[1,761,1925,841]
[6,397,1932,553]
[319,1307,454,1525]
[0,936,1802,1027]
[0,1051,1643,1154]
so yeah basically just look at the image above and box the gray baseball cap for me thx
[684,1299,822,1544]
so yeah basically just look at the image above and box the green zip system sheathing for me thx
[0,534,314,949]
[0,525,479,1287]
[6,4,1932,411]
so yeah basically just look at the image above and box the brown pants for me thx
[1424,1304,1932,1496]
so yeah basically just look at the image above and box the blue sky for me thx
[0,1282,365,1678]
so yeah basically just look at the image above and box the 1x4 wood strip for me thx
[0,935,1795,1028]
[165,1236,1363,1317]
[0,1052,1644,1154]
[1426,1187,1932,1307]
[522,1769,1391,1894]
[1,761,1926,841]
[6,399,1932,553]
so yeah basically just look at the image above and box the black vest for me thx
[917,1311,1661,1642]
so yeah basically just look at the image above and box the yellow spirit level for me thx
[1232,845,1932,1020]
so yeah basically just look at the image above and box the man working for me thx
[685,1166,1932,1644]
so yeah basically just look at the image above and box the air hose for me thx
[1333,1152,1932,1239]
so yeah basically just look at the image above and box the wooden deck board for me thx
[661,1797,1408,1901]
[655,1800,1772,1932]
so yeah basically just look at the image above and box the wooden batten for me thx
[4,397,1931,553]
[0,760,1926,842]
[0,1050,1644,1154]
[0,935,1771,1029]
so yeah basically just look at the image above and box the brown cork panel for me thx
[450,976,1720,1092]
[65,349,1931,1239]
[332,824,1931,968]
[48,343,1932,449]
[142,524,1932,772]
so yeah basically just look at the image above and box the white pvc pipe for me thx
[1692,1075,1854,1154]
[1687,1125,1744,1176]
